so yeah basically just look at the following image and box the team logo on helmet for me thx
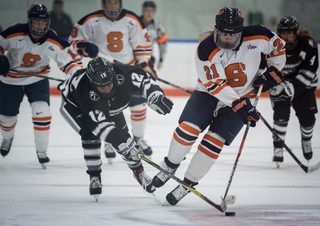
[89,90,100,101]
[116,74,124,85]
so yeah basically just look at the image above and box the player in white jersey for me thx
[141,1,168,70]
[151,7,286,205]
[69,0,157,162]
[0,4,83,168]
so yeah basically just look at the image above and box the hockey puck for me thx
[225,212,236,216]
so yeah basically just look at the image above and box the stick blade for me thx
[307,161,320,173]
[224,195,236,205]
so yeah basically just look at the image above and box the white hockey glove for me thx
[147,91,173,115]
[269,80,294,102]
[117,137,143,161]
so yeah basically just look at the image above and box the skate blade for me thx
[225,195,236,204]
[93,195,99,202]
[107,158,113,165]
[162,200,170,206]
[41,163,47,169]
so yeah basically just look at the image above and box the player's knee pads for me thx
[298,114,316,128]
[31,101,52,131]
[199,131,225,157]
[168,122,201,164]
[273,104,290,122]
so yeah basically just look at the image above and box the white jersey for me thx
[69,9,152,65]
[196,25,286,106]
[0,23,83,86]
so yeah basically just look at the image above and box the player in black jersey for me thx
[58,57,173,200]
[269,16,318,167]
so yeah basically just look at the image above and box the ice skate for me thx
[302,139,313,161]
[89,175,102,202]
[0,137,13,157]
[133,168,156,194]
[272,148,283,168]
[165,182,196,206]
[37,151,50,169]
[104,143,116,164]
[134,136,153,157]
[152,157,179,188]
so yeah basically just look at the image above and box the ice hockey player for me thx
[0,3,83,169]
[152,7,286,205]
[58,57,173,200]
[269,16,318,167]
[69,0,158,162]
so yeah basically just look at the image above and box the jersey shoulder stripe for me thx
[197,33,220,61]
[77,10,105,26]
[1,23,29,39]
[242,25,275,42]
[46,29,71,49]
[122,9,146,29]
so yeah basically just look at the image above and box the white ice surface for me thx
[0,96,320,226]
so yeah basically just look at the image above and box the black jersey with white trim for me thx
[59,62,162,131]
[282,35,318,89]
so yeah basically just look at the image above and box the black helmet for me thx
[214,7,244,50]
[143,1,156,10]
[87,57,118,97]
[101,0,123,18]
[27,4,50,38]
[277,16,299,35]
[277,16,299,48]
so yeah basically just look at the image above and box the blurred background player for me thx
[69,0,157,163]
[58,57,173,200]
[140,1,168,70]
[269,16,318,167]
[151,7,286,205]
[0,3,83,168]
[49,0,74,40]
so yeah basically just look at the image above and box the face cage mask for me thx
[90,76,118,98]
[213,29,242,50]
[103,8,122,18]
[28,18,50,38]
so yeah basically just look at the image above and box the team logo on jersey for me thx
[247,44,257,50]
[308,39,317,48]
[48,46,55,51]
[116,74,124,85]
[89,90,100,101]
[128,21,134,26]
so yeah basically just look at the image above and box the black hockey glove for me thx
[147,91,173,115]
[117,137,143,161]
[76,42,99,58]
[269,80,294,103]
[232,97,260,127]
[0,54,10,76]
[253,66,284,92]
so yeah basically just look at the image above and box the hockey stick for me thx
[9,69,65,82]
[97,53,194,95]
[222,85,263,202]
[141,156,227,212]
[258,113,320,173]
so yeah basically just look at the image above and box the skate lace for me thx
[171,185,189,200]
[37,151,48,159]
[157,162,176,182]
[1,138,13,150]
[135,137,150,150]
[302,140,312,153]
[274,148,283,157]
[139,171,152,190]
[90,177,102,189]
